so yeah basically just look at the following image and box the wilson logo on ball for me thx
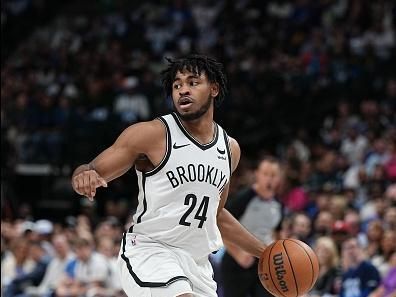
[273,252,289,292]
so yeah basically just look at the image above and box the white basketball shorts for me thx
[117,232,218,297]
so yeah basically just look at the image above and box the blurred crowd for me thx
[1,217,126,297]
[2,0,395,166]
[1,0,396,296]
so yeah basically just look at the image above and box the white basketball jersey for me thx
[131,113,232,260]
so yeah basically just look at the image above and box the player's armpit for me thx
[89,119,166,182]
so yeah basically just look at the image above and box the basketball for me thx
[258,239,320,297]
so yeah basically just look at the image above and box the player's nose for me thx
[179,85,190,97]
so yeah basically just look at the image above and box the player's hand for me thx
[72,170,107,201]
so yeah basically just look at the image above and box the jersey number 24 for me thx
[179,194,209,228]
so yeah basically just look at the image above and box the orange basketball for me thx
[258,239,320,297]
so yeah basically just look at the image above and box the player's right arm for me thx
[71,120,165,200]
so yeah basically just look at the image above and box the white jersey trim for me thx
[143,116,172,177]
[222,130,232,174]
[133,116,172,225]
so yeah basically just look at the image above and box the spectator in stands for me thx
[365,138,389,178]
[371,230,396,278]
[329,195,348,221]
[308,150,344,194]
[74,214,95,242]
[113,76,151,126]
[384,141,396,182]
[360,194,389,227]
[340,236,381,297]
[312,210,335,239]
[289,212,313,245]
[23,234,74,297]
[32,219,55,256]
[385,184,396,204]
[94,217,123,244]
[309,236,342,297]
[365,220,385,258]
[308,189,333,219]
[221,156,283,297]
[341,125,369,166]
[279,155,309,213]
[56,237,109,297]
[331,220,351,253]
[3,241,51,297]
[344,208,367,247]
[1,238,35,293]
[383,206,396,231]
[278,215,293,240]
[96,237,123,296]
[369,252,396,297]
[322,101,359,141]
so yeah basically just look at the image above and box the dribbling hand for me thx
[72,170,108,201]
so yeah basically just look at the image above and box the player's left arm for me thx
[217,137,266,258]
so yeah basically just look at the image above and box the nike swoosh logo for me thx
[217,148,226,155]
[173,143,190,149]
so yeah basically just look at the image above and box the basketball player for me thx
[71,55,266,297]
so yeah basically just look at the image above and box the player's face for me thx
[172,70,219,121]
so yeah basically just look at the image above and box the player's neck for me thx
[179,110,215,145]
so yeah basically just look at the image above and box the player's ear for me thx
[210,83,219,98]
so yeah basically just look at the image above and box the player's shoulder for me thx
[120,118,166,146]
[226,135,240,173]
[126,118,166,134]
[228,136,240,151]
[217,123,240,172]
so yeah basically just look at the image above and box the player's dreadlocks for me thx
[161,54,228,106]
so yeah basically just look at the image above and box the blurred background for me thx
[1,0,395,297]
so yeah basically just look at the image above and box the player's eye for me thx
[190,81,199,86]
[173,84,181,89]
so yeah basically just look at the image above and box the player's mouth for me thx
[178,97,193,110]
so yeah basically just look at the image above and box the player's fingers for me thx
[89,173,97,197]
[87,191,95,201]
[83,172,91,196]
[72,176,78,192]
[84,177,94,201]
[74,175,85,195]
[98,177,108,188]
[95,179,104,189]
[85,193,94,202]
